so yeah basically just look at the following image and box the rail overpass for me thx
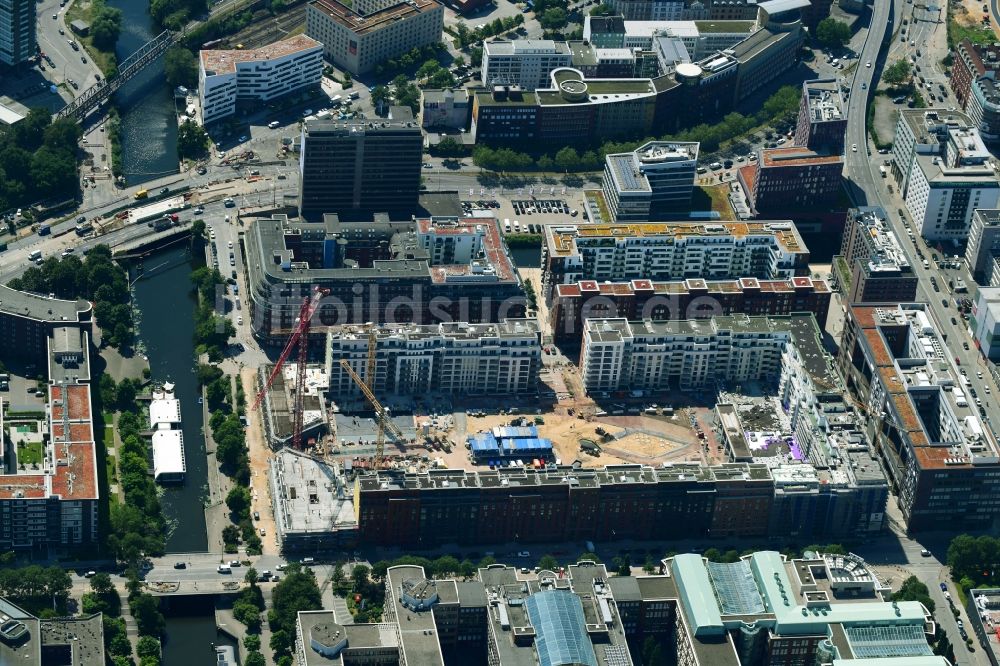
[56,30,175,122]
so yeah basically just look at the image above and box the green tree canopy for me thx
[164,46,199,88]
[815,18,851,47]
[883,59,913,87]
[177,120,209,160]
[91,0,123,51]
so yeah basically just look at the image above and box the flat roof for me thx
[554,276,830,299]
[0,285,91,324]
[271,448,356,537]
[152,430,185,479]
[308,0,441,36]
[760,146,843,168]
[386,566,446,666]
[200,35,321,75]
[545,221,806,257]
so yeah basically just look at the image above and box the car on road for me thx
[866,61,872,67]
[952,317,958,325]
[852,144,858,152]
[160,187,168,194]
[196,166,207,175]
[228,560,240,567]
[253,511,260,520]
[940,582,948,591]
[517,550,531,558]
[237,315,243,326]
[964,342,970,350]
[302,109,313,117]
[239,135,247,142]
[52,14,57,19]
[301,557,315,565]
[920,549,931,557]
[194,206,204,215]
[276,564,288,571]
[84,570,96,578]
[268,120,280,129]
[81,56,86,63]
[58,28,63,35]
[174,562,186,569]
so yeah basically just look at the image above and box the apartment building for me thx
[0,325,99,553]
[892,109,1000,240]
[602,141,699,221]
[839,206,918,303]
[967,208,1000,283]
[0,0,35,66]
[794,77,846,153]
[325,319,541,397]
[0,598,105,665]
[950,39,1000,142]
[0,285,92,366]
[298,109,422,219]
[243,214,523,345]
[306,0,444,75]
[551,276,831,339]
[198,35,323,124]
[580,312,825,392]
[481,39,573,90]
[839,302,1000,532]
[542,221,810,300]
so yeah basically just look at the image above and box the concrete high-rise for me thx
[0,0,36,66]
[298,108,422,220]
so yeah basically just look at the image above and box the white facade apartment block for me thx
[481,40,573,90]
[325,319,542,397]
[306,0,444,76]
[581,317,791,392]
[199,35,323,124]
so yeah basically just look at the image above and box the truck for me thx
[955,279,967,292]
[879,165,887,178]
[330,94,343,106]
[134,189,148,200]
[28,250,42,262]
[75,222,93,235]
[37,224,50,236]
[349,91,360,100]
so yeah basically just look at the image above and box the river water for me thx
[108,0,178,186]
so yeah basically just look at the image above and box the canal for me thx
[131,244,208,553]
[108,0,178,186]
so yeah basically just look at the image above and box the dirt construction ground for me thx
[458,409,708,468]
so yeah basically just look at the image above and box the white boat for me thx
[149,381,186,483]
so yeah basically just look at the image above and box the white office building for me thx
[481,39,572,90]
[199,35,323,124]
[325,319,542,397]
[893,109,1000,241]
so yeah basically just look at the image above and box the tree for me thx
[130,593,165,636]
[137,636,161,660]
[177,120,209,160]
[538,7,568,30]
[815,18,850,48]
[163,45,198,88]
[91,0,123,51]
[270,565,322,659]
[883,59,913,87]
[245,652,266,666]
[245,567,259,586]
[892,575,935,612]
[538,555,559,571]
[554,146,580,172]
[352,564,371,592]
[590,3,614,14]
[233,599,262,632]
[244,634,261,651]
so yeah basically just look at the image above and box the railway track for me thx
[225,1,308,49]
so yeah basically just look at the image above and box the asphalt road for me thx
[846,2,994,663]
[36,0,103,93]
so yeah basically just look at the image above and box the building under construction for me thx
[257,362,330,449]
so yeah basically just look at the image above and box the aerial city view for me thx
[5,0,1000,663]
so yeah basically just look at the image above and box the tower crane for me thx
[338,327,405,467]
[251,287,328,449]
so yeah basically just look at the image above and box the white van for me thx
[268,121,280,129]
[28,250,42,262]
[217,564,232,574]
[922,259,930,269]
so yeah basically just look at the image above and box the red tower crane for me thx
[251,287,327,449]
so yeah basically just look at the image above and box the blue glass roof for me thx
[524,591,599,666]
